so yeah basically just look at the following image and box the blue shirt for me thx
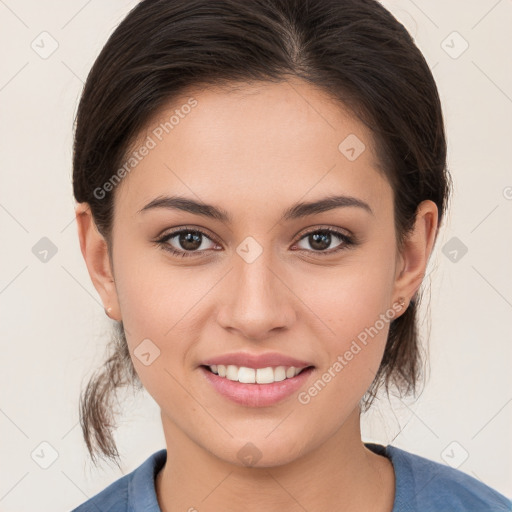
[71,443,512,511]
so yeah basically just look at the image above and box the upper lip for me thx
[201,352,314,369]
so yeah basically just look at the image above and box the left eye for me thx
[156,227,354,258]
[294,228,353,254]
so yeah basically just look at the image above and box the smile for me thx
[200,365,315,407]
[206,364,308,384]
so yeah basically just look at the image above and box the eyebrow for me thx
[137,194,373,222]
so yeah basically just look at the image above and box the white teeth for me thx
[274,366,286,381]
[239,367,256,383]
[226,365,239,380]
[256,367,274,384]
[207,364,307,384]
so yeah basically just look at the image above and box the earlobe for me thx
[393,200,439,308]
[75,202,121,321]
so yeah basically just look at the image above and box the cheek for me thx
[299,249,397,341]
[293,241,397,394]
[112,237,202,335]
[296,271,395,418]
[111,243,219,395]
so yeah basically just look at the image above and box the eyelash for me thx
[154,225,356,259]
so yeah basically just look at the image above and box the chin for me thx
[208,435,307,469]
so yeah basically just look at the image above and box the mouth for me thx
[201,364,314,384]
[199,364,316,407]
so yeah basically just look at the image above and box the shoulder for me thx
[373,443,512,512]
[70,449,167,512]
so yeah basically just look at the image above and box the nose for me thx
[217,250,297,341]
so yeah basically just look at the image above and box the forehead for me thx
[114,79,391,219]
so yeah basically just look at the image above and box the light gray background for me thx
[1,1,511,510]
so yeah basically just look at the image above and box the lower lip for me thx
[199,366,315,407]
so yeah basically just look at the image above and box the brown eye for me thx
[157,228,217,258]
[294,228,354,255]
[176,231,203,251]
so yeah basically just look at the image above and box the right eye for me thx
[155,227,219,258]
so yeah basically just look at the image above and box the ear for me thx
[75,202,121,321]
[393,199,439,310]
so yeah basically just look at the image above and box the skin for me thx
[76,78,438,512]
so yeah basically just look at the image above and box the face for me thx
[77,78,436,468]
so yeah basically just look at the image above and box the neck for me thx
[155,408,395,512]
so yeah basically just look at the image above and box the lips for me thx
[200,365,315,407]
[200,351,314,369]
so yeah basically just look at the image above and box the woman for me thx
[71,0,512,510]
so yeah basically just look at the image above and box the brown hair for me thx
[72,0,451,465]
